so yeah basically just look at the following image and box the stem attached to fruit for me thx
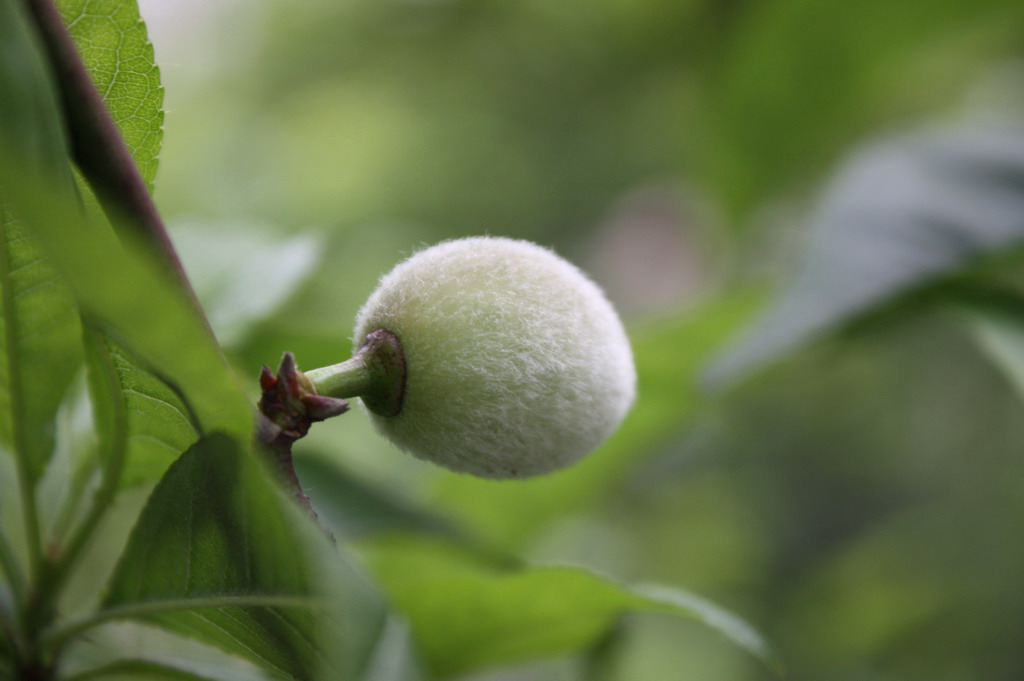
[254,329,405,519]
[303,359,372,400]
[305,328,406,417]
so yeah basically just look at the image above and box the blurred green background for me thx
[139,0,1024,679]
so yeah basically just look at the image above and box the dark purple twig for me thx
[21,0,203,319]
[22,0,338,522]
[258,353,348,520]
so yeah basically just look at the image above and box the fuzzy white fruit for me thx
[353,236,636,479]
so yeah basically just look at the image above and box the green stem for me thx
[47,454,95,551]
[304,358,373,399]
[0,619,18,673]
[305,328,407,417]
[42,323,129,607]
[0,529,26,612]
[0,224,42,586]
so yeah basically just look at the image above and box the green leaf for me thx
[0,217,82,484]
[360,536,779,680]
[0,170,252,443]
[170,223,324,347]
[56,0,164,188]
[89,433,385,681]
[430,291,762,550]
[0,0,83,485]
[0,0,71,183]
[1,0,186,493]
[84,327,199,489]
[703,0,1024,219]
[712,124,1024,383]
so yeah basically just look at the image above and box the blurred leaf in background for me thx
[700,0,1024,219]
[117,0,1024,678]
[712,123,1024,383]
